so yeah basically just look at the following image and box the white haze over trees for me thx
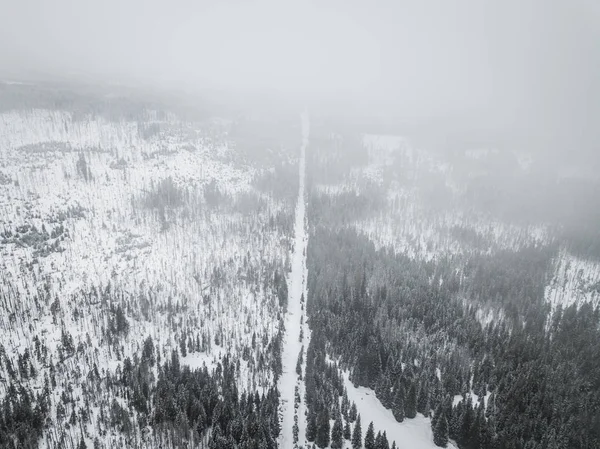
[1,0,599,163]
[1,2,600,449]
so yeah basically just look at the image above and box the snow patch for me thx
[342,370,458,449]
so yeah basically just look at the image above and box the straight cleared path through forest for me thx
[278,111,310,448]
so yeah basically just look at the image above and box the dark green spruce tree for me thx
[306,408,317,442]
[331,415,344,449]
[352,414,362,449]
[417,380,430,417]
[375,431,383,448]
[315,408,330,448]
[365,421,376,449]
[393,386,405,422]
[405,383,417,419]
[433,407,449,448]
[349,402,358,422]
[378,431,390,449]
[344,419,352,440]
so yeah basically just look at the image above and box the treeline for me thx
[463,173,600,261]
[0,381,50,448]
[309,187,385,229]
[135,176,295,235]
[137,346,281,448]
[0,332,281,449]
[305,226,600,449]
[0,271,287,448]
[0,81,175,121]
[303,326,400,449]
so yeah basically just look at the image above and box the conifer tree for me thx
[331,415,344,449]
[179,334,187,357]
[485,392,496,419]
[349,402,358,422]
[449,403,461,441]
[344,419,352,440]
[393,387,405,422]
[352,415,362,449]
[293,419,299,444]
[379,431,390,449]
[433,404,449,447]
[306,408,317,442]
[341,391,350,419]
[459,397,474,446]
[142,336,155,366]
[375,377,385,401]
[405,383,417,419]
[315,409,330,448]
[375,431,383,448]
[382,376,393,409]
[296,348,303,376]
[364,421,375,449]
[479,411,491,449]
[431,401,441,430]
[417,380,430,416]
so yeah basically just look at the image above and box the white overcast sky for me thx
[1,0,599,153]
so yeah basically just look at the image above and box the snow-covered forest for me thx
[302,121,600,449]
[1,81,600,449]
[0,83,297,448]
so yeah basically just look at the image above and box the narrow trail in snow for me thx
[278,111,310,448]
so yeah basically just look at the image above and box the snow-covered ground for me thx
[311,131,550,263]
[341,370,458,449]
[356,208,549,262]
[358,139,547,260]
[278,111,310,448]
[0,103,296,447]
[545,250,600,309]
